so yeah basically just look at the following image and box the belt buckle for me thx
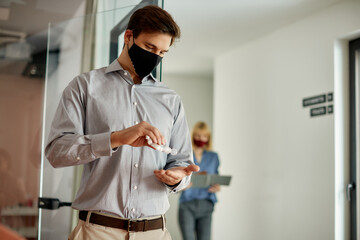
[127,219,136,232]
[127,219,132,232]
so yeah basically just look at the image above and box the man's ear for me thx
[124,29,133,45]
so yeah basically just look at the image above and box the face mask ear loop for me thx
[126,34,135,52]
[132,36,136,48]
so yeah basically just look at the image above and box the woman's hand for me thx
[208,184,221,193]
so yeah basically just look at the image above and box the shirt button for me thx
[134,102,137,106]
[133,186,138,190]
[134,163,139,168]
[135,121,139,124]
[124,72,128,76]
[131,208,135,212]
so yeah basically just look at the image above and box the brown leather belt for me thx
[79,211,164,232]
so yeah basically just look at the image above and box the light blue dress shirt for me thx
[45,60,193,219]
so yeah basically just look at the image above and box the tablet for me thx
[191,174,232,188]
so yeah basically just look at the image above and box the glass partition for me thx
[39,2,162,239]
[0,37,43,240]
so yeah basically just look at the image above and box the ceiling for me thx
[0,0,83,52]
[0,0,345,76]
[163,0,344,77]
[0,0,83,35]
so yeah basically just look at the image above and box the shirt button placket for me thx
[130,85,140,217]
[132,86,139,126]
[133,101,138,125]
[130,85,137,217]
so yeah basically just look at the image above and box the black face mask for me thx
[128,41,163,78]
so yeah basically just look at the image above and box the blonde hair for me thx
[191,121,212,151]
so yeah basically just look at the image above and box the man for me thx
[45,5,199,240]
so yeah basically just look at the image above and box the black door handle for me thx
[38,197,72,210]
[346,182,356,201]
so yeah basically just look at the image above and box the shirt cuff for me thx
[91,132,113,157]
[167,175,191,193]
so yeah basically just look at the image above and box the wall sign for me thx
[302,94,326,107]
[310,106,326,117]
[302,92,333,117]
[328,105,333,114]
[327,93,333,102]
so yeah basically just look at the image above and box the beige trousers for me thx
[68,212,172,240]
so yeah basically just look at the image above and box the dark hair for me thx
[127,5,181,45]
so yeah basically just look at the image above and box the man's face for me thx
[130,31,172,58]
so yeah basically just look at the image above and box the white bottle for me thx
[145,136,178,155]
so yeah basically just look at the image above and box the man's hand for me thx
[154,165,200,186]
[111,121,165,149]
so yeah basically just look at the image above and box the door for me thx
[349,37,360,240]
[38,1,162,239]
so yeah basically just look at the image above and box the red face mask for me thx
[193,139,208,148]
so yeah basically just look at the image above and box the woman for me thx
[178,121,221,240]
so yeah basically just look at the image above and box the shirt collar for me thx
[105,59,123,74]
[105,59,158,83]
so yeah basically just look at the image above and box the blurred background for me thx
[0,0,360,239]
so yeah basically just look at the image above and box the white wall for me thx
[163,73,214,130]
[213,1,360,240]
[162,72,213,240]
